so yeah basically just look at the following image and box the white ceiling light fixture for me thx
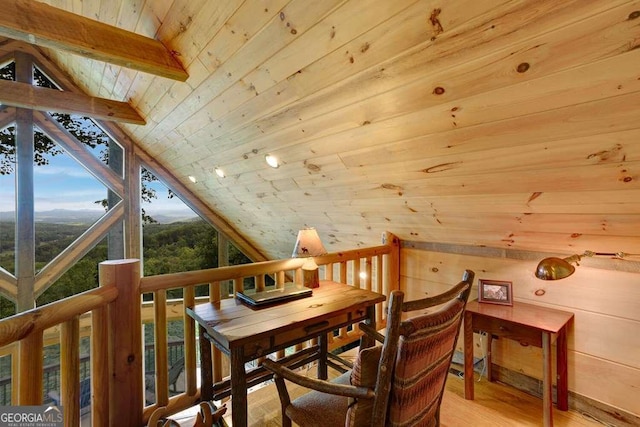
[188,175,197,183]
[214,167,225,178]
[265,154,279,168]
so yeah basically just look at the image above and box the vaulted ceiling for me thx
[3,0,640,260]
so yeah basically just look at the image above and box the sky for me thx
[0,145,192,215]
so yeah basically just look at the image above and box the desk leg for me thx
[556,327,569,411]
[361,306,377,349]
[486,333,493,382]
[318,332,328,380]
[198,325,213,402]
[464,311,474,400]
[230,348,248,427]
[542,331,553,427]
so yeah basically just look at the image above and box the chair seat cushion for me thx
[285,372,351,427]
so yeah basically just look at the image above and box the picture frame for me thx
[478,279,513,305]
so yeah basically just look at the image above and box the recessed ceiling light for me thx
[214,167,225,178]
[188,175,197,183]
[265,154,279,168]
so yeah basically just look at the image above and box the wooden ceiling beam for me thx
[0,0,188,81]
[0,79,145,124]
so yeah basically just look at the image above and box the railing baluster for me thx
[209,282,224,385]
[256,274,265,292]
[154,289,169,406]
[10,346,18,405]
[61,316,80,426]
[353,258,361,289]
[376,255,384,325]
[325,262,333,281]
[276,271,285,287]
[91,305,109,427]
[184,285,197,396]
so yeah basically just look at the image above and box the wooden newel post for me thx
[100,259,142,427]
[382,232,400,293]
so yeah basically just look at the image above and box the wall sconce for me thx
[292,227,327,288]
[535,250,630,280]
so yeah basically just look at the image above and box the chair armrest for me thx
[359,322,385,344]
[262,359,374,399]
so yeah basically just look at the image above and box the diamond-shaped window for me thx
[33,130,119,271]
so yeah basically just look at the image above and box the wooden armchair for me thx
[262,270,474,427]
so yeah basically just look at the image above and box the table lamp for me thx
[292,227,327,288]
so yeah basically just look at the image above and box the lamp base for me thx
[302,268,320,288]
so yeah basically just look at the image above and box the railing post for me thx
[61,316,80,426]
[92,304,109,427]
[100,259,142,427]
[383,232,401,293]
[18,333,43,404]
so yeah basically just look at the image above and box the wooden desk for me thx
[463,300,573,427]
[186,281,385,427]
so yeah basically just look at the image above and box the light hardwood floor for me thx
[221,372,603,427]
[197,361,605,427]
[167,347,606,427]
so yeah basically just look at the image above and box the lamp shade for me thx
[535,257,576,280]
[292,228,327,258]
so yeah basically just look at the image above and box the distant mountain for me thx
[35,209,104,224]
[145,210,199,224]
[0,209,198,224]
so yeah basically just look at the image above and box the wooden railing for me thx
[0,232,399,426]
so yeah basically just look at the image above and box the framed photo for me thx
[478,279,513,305]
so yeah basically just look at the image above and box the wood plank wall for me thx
[400,245,640,420]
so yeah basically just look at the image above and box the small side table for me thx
[463,300,574,427]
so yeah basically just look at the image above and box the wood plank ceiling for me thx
[7,0,640,259]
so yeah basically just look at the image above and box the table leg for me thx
[556,327,569,411]
[542,331,553,427]
[230,348,248,427]
[360,306,377,349]
[318,332,328,380]
[198,325,213,402]
[464,311,474,400]
[486,332,493,382]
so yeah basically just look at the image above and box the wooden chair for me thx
[262,269,474,427]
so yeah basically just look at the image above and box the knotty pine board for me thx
[213,124,640,192]
[164,0,510,145]
[171,0,636,164]
[175,0,426,142]
[401,248,640,416]
[401,249,640,321]
[188,81,640,183]
[212,160,640,201]
[230,190,640,216]
[173,0,601,147]
[154,0,346,136]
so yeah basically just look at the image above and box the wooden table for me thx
[463,300,574,427]
[186,281,385,427]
